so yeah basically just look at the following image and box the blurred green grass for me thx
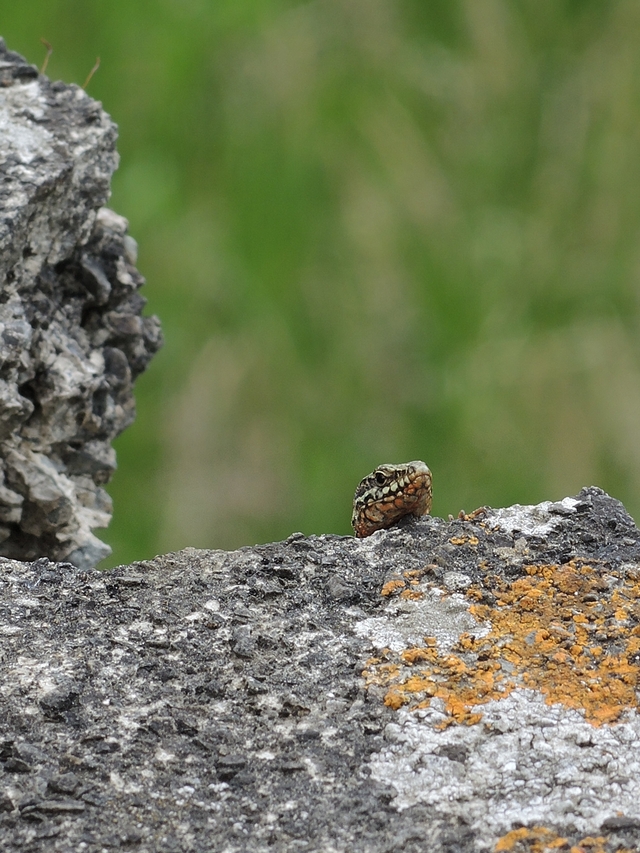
[4,1,640,565]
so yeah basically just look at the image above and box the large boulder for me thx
[0,39,162,567]
[0,486,638,852]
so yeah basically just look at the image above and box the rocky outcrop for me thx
[0,486,639,852]
[0,39,162,567]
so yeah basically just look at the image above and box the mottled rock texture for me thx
[0,486,639,852]
[0,39,162,568]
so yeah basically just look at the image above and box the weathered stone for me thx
[0,486,638,851]
[0,39,162,567]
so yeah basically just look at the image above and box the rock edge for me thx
[0,38,162,567]
[0,487,638,852]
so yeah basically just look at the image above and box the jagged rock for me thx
[0,486,639,852]
[0,39,162,567]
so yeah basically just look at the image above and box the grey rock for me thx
[0,39,162,566]
[4,757,31,774]
[46,773,80,795]
[0,486,637,851]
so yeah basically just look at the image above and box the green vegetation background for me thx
[5,1,640,565]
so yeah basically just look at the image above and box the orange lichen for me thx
[450,535,479,546]
[363,560,640,727]
[380,568,434,599]
[380,579,405,596]
[494,826,568,851]
[492,826,635,853]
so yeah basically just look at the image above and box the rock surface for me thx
[0,38,162,568]
[0,486,640,852]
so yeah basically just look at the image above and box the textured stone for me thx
[0,487,638,851]
[0,39,162,567]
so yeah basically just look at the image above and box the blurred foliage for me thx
[4,0,640,565]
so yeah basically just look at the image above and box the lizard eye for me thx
[375,471,386,485]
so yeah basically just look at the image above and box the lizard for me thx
[352,460,433,538]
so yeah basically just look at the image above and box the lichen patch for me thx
[494,826,634,853]
[363,560,640,727]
